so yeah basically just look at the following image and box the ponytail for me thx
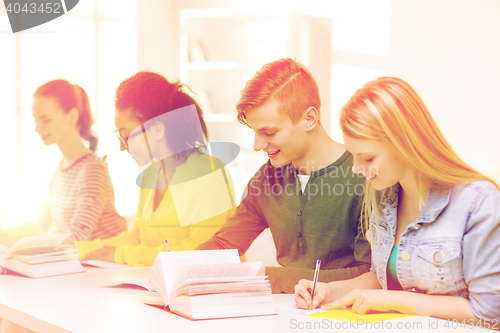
[74,85,98,151]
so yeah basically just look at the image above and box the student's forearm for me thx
[196,231,260,256]
[116,243,163,266]
[325,284,487,325]
[389,292,480,323]
[327,272,382,298]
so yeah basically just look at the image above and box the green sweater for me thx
[197,151,371,293]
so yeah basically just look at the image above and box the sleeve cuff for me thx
[75,238,103,259]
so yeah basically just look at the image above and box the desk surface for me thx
[0,267,486,333]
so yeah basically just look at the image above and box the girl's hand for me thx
[322,289,395,314]
[80,245,116,263]
[294,279,331,309]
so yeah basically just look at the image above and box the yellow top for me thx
[76,151,236,266]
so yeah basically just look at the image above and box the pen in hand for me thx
[309,259,321,310]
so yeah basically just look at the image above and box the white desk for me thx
[0,268,487,333]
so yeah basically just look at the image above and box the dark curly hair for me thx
[114,71,208,163]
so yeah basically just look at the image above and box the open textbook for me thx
[0,234,84,278]
[147,249,276,320]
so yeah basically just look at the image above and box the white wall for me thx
[136,0,177,79]
[136,0,235,80]
[329,0,500,181]
[392,0,500,180]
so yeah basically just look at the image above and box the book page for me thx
[174,277,270,297]
[104,278,155,292]
[14,253,79,265]
[155,249,240,303]
[8,244,75,256]
[170,261,262,301]
[5,233,71,258]
[143,292,165,307]
[13,248,77,259]
[178,275,267,287]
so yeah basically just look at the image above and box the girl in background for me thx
[0,79,126,243]
[294,77,500,325]
[78,71,235,266]
[0,79,127,333]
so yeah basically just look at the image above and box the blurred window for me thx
[0,2,137,226]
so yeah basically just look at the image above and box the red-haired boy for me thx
[197,58,370,293]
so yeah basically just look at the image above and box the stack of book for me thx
[147,249,276,320]
[0,233,85,278]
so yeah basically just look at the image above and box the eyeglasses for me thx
[114,125,145,150]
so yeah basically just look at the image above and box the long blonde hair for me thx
[339,77,499,230]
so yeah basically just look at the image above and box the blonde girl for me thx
[294,77,500,325]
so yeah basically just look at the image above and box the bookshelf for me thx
[179,8,285,147]
[178,8,332,208]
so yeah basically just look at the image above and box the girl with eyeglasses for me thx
[76,71,236,266]
[294,77,500,325]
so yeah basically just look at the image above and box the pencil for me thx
[165,239,170,252]
[309,259,321,310]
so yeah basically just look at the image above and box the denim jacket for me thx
[367,181,500,321]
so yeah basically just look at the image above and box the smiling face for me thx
[245,99,308,168]
[32,96,77,146]
[114,108,153,166]
[343,134,412,191]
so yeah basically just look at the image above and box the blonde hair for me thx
[339,77,499,230]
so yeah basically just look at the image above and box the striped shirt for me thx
[38,153,126,242]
